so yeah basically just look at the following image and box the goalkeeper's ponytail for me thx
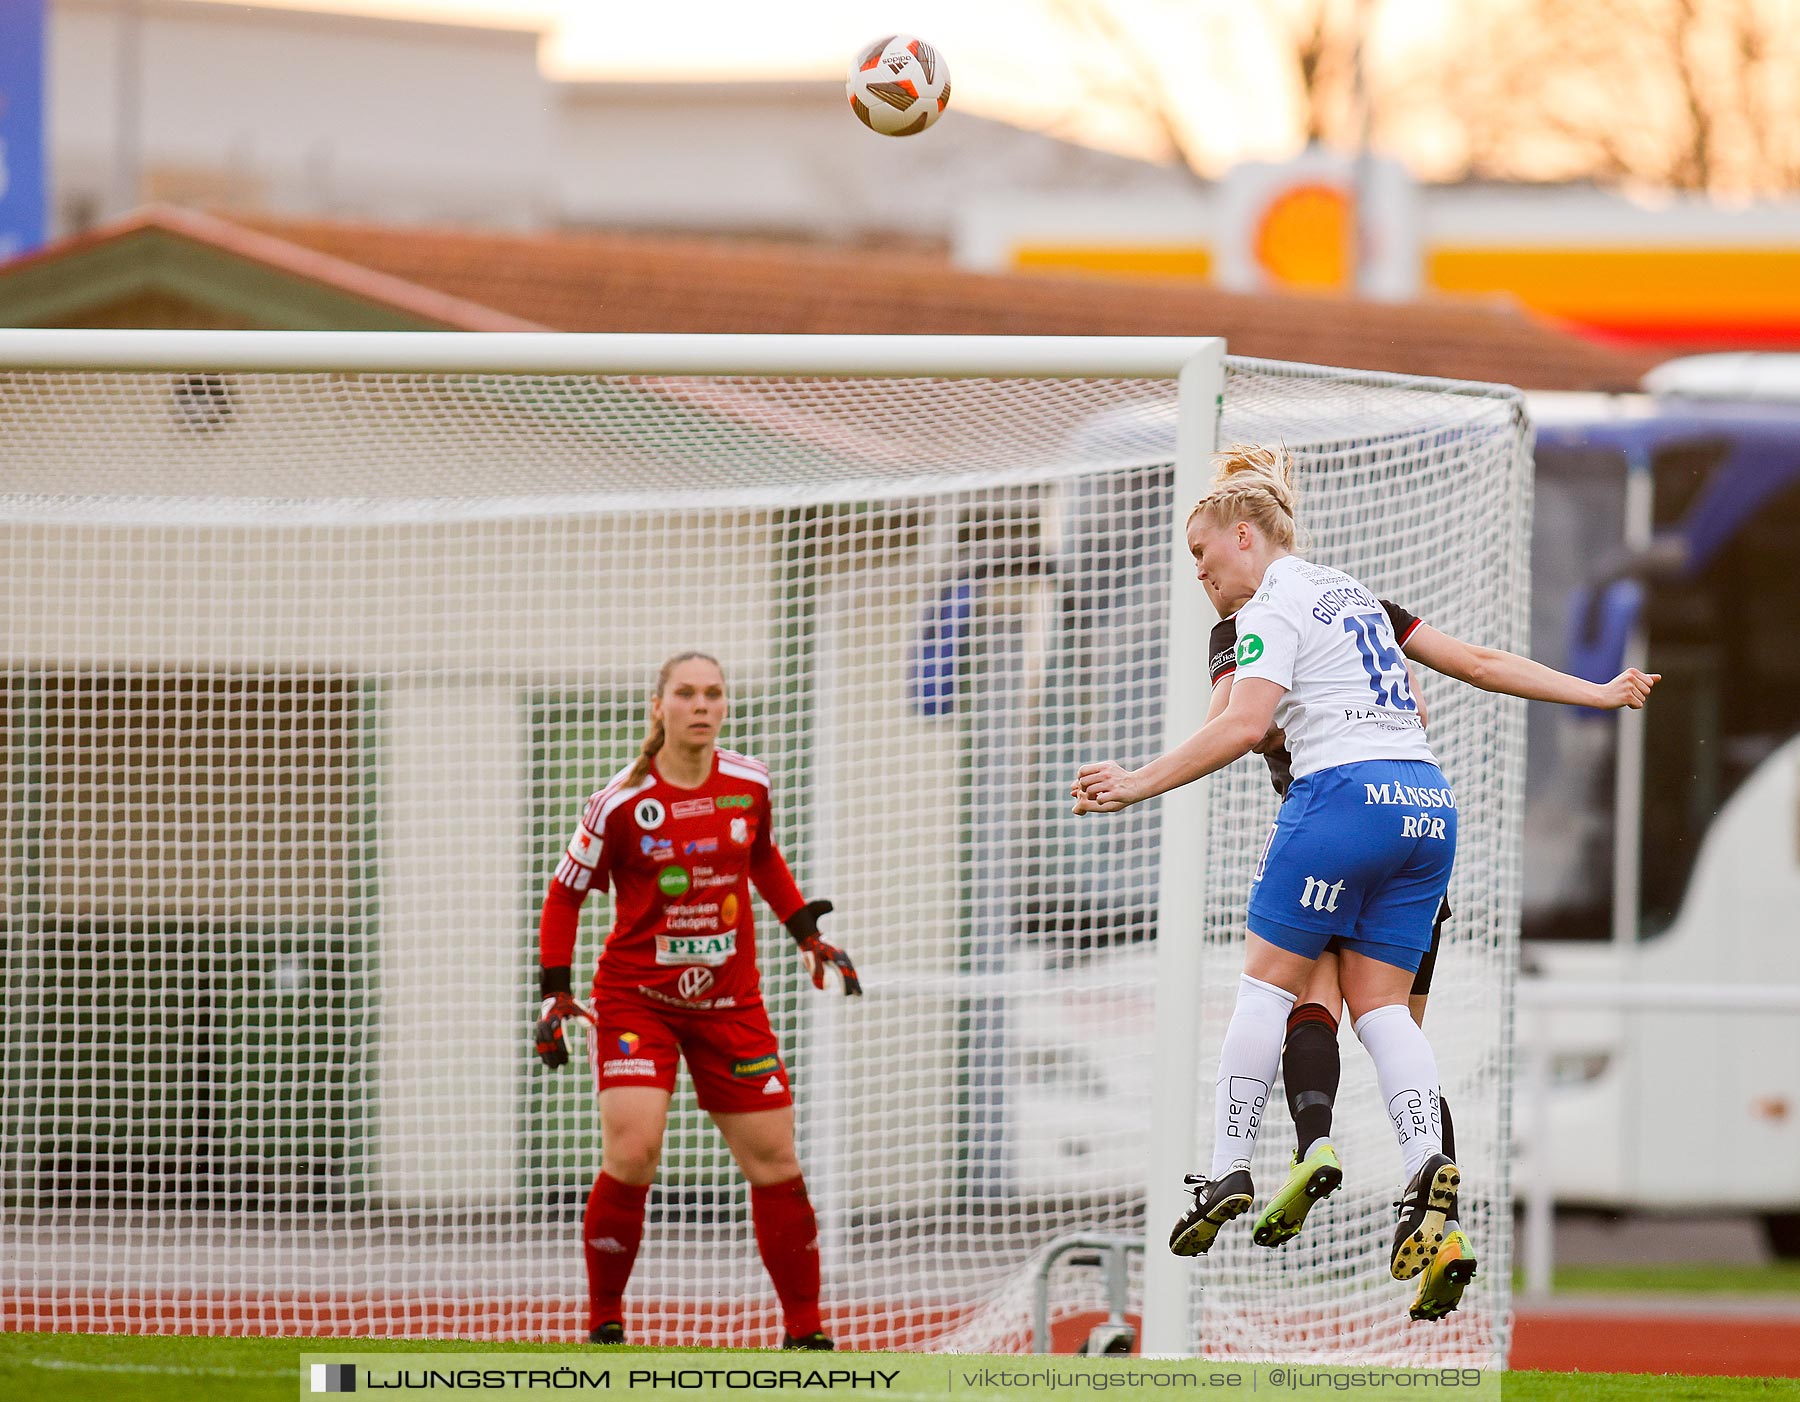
[623,650,723,788]
[1188,443,1302,550]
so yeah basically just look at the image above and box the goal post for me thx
[1141,343,1225,1355]
[0,331,1524,1365]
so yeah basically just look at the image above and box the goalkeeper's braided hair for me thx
[623,650,724,788]
[1188,443,1303,550]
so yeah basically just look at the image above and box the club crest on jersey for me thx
[729,816,750,845]
[634,798,666,831]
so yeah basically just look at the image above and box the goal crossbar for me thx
[0,330,1223,379]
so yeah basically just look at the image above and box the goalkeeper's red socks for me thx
[752,1175,822,1338]
[584,1172,650,1331]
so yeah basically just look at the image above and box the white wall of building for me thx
[52,0,557,233]
[556,79,1197,241]
[47,0,1198,244]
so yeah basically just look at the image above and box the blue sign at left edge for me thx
[0,0,48,260]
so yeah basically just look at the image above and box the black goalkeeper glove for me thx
[534,966,593,1068]
[783,900,862,997]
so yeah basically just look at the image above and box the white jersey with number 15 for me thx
[1230,555,1438,783]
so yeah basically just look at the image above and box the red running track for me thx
[6,1294,1797,1377]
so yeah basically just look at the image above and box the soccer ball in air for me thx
[847,35,951,137]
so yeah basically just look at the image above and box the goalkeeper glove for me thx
[534,966,593,1068]
[783,900,862,997]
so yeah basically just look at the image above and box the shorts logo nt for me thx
[1300,876,1346,913]
[733,1055,780,1079]
[617,1033,640,1056]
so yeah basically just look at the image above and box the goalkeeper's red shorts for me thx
[584,990,794,1113]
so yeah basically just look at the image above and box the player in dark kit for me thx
[534,651,860,1350]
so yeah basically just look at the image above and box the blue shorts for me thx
[1246,759,1456,973]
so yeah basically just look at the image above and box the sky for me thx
[208,0,1457,174]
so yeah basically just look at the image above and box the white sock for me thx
[1210,974,1296,1177]
[1353,1003,1445,1180]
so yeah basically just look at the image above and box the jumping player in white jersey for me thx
[1071,445,1656,1305]
[1198,564,1655,1321]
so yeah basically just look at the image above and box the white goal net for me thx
[0,334,1527,1365]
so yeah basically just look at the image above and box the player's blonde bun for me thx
[1187,443,1298,549]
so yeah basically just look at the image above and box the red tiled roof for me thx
[238,214,1663,392]
[24,207,1663,391]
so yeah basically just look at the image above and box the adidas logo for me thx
[763,1075,783,1096]
[588,1236,629,1254]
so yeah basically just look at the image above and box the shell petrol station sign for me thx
[969,152,1800,351]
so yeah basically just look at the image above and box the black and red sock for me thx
[1284,1002,1341,1158]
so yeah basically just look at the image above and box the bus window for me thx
[1637,476,1800,933]
[1522,445,1628,942]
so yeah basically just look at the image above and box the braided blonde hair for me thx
[623,651,723,789]
[1186,443,1301,549]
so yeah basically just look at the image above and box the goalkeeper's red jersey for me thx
[538,748,806,1013]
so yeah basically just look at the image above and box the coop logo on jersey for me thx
[658,865,691,897]
[634,798,666,831]
[717,794,754,809]
[677,967,714,999]
[1236,633,1265,666]
[671,797,715,819]
[720,893,740,926]
[729,816,751,845]
[733,1054,780,1080]
[616,1032,640,1056]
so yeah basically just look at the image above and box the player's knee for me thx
[741,1143,803,1183]
[603,1139,663,1183]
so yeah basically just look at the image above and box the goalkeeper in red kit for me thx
[534,651,860,1350]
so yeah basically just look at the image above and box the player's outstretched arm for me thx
[1072,677,1281,813]
[1403,624,1658,709]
